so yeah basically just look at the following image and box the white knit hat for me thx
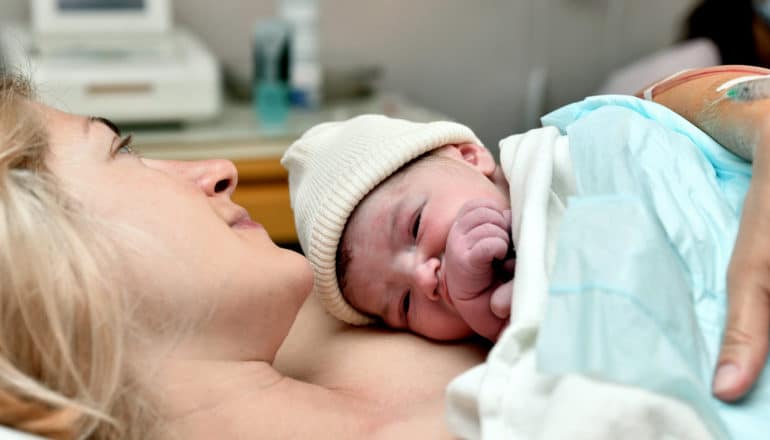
[281,114,482,325]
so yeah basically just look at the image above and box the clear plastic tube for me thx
[725,76,770,101]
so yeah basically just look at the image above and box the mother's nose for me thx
[144,158,239,197]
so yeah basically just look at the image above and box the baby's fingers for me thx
[490,280,513,319]
[465,224,510,266]
[454,199,510,234]
[452,291,508,341]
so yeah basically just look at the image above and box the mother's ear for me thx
[435,143,497,176]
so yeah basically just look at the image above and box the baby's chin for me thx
[489,318,511,342]
[471,315,511,342]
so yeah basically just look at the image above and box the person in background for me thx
[686,0,770,67]
[598,0,770,94]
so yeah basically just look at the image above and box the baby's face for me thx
[339,145,510,341]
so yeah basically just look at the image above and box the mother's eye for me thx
[113,135,139,156]
[117,144,136,154]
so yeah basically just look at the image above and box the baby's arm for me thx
[444,199,514,340]
[645,66,770,402]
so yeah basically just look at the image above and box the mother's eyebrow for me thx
[88,116,121,137]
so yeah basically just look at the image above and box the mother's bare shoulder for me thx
[274,295,489,403]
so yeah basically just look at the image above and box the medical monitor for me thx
[31,0,171,35]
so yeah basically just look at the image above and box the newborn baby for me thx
[283,115,515,341]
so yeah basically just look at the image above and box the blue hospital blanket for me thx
[535,95,768,439]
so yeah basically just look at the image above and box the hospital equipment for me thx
[279,0,322,108]
[253,19,291,127]
[0,0,221,123]
[724,75,770,101]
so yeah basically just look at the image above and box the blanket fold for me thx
[446,95,764,439]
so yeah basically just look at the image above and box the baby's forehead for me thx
[346,152,455,227]
[340,149,459,242]
[376,151,449,191]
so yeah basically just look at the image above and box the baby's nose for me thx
[413,257,441,301]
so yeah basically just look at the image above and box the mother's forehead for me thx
[37,105,85,137]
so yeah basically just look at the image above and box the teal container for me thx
[253,19,290,127]
[255,80,288,126]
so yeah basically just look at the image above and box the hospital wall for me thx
[0,0,699,151]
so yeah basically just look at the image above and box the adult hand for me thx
[714,170,770,401]
[634,66,770,401]
[444,199,514,340]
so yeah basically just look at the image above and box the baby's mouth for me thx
[493,243,517,281]
[436,257,453,307]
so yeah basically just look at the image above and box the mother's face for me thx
[41,105,312,361]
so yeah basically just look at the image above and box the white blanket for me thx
[445,127,713,440]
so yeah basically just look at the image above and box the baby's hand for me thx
[490,279,513,320]
[445,199,514,339]
[445,199,512,301]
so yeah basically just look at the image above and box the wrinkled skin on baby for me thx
[444,199,514,341]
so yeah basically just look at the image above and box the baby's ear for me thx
[436,143,497,176]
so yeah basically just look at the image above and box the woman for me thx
[0,74,486,439]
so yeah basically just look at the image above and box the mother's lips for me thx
[231,208,263,230]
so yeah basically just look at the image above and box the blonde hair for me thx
[0,75,157,439]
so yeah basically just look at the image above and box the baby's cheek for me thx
[444,231,462,266]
